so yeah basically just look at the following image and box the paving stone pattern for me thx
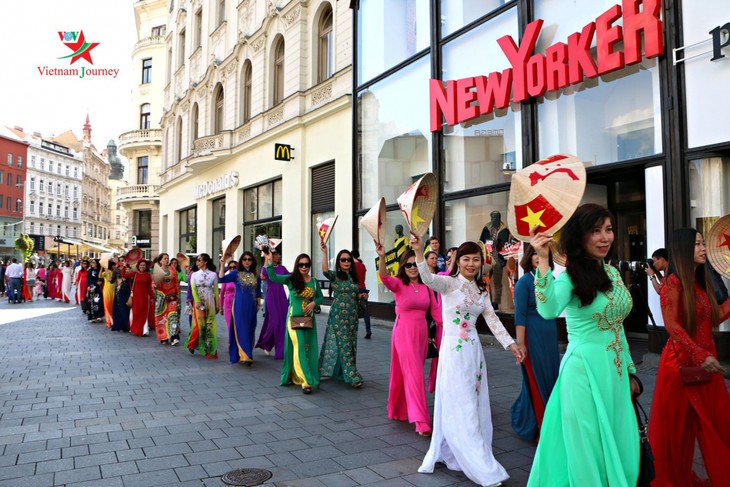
[0,297,662,487]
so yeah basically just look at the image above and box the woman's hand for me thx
[409,232,422,251]
[529,224,552,260]
[320,242,327,254]
[219,308,224,316]
[508,343,527,364]
[375,242,385,257]
[629,375,642,397]
[303,302,315,316]
[702,355,726,374]
[358,292,369,300]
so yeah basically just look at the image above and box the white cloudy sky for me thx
[0,0,136,159]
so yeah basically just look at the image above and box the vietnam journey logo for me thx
[37,30,120,79]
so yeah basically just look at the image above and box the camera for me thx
[616,260,648,272]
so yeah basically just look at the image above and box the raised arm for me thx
[410,233,460,294]
[263,252,291,285]
[320,242,329,274]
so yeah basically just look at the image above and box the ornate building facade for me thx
[118,0,166,259]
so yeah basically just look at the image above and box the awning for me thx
[47,238,117,255]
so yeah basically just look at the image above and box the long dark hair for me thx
[238,251,257,274]
[154,253,169,265]
[449,241,487,294]
[397,250,422,285]
[335,249,359,282]
[667,228,720,335]
[290,253,312,293]
[196,253,217,272]
[559,204,614,306]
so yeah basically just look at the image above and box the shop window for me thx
[178,206,198,254]
[441,0,507,37]
[273,38,285,106]
[240,61,252,124]
[211,197,226,260]
[689,157,730,237]
[441,9,521,192]
[534,0,662,165]
[357,55,432,208]
[317,6,334,83]
[311,163,335,279]
[242,180,282,261]
[357,0,430,84]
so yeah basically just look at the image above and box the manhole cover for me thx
[221,468,273,486]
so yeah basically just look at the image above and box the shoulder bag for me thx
[633,396,655,486]
[670,340,711,386]
[126,275,137,308]
[290,279,318,329]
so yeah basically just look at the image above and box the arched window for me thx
[318,6,333,83]
[214,84,225,133]
[273,38,285,106]
[140,103,151,130]
[191,103,199,145]
[176,116,183,162]
[241,61,252,123]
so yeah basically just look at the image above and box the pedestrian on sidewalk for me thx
[5,258,23,303]
[46,263,57,300]
[74,260,88,307]
[256,246,289,358]
[377,243,439,437]
[153,253,181,345]
[219,260,237,344]
[217,251,261,365]
[510,243,559,442]
[351,249,372,339]
[112,257,131,333]
[101,261,117,328]
[318,243,364,389]
[412,235,525,486]
[24,262,36,302]
[527,204,642,486]
[85,259,105,323]
[264,251,323,394]
[648,228,730,486]
[129,260,154,336]
[187,254,219,358]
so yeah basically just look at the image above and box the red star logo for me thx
[719,232,730,250]
[58,30,99,65]
[514,195,563,236]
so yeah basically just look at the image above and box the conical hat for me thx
[152,263,167,286]
[268,238,282,251]
[221,235,242,261]
[125,247,143,265]
[360,197,387,245]
[475,240,488,263]
[317,215,338,245]
[99,252,114,270]
[397,173,437,237]
[706,214,730,278]
[508,154,586,242]
[175,252,189,268]
[549,229,567,267]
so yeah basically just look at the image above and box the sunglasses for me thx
[228,266,237,269]
[298,262,312,268]
[241,258,253,262]
[339,258,353,263]
[403,262,418,269]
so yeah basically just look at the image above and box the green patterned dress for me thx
[318,270,363,385]
[527,263,639,486]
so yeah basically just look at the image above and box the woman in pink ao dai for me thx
[376,243,441,436]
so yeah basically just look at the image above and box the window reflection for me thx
[440,0,508,37]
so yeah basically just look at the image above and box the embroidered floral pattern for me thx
[591,265,632,376]
[452,309,476,351]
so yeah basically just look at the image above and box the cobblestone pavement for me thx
[0,296,661,487]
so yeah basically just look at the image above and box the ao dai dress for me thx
[319,270,363,385]
[154,266,181,343]
[102,270,116,327]
[528,264,638,487]
[256,265,290,359]
[381,274,440,432]
[218,269,261,364]
[187,269,220,358]
[416,261,516,487]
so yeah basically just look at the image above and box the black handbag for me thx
[633,396,655,486]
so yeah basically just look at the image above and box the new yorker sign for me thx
[429,0,664,132]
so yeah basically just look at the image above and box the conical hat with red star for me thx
[317,215,338,246]
[125,247,143,265]
[549,229,566,267]
[707,214,730,278]
[221,235,241,261]
[507,154,586,242]
[396,173,437,237]
[360,198,387,246]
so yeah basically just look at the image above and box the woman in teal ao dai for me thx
[318,244,365,388]
[528,204,642,486]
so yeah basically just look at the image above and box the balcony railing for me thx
[133,36,165,52]
[191,131,232,157]
[119,129,162,145]
[117,184,160,202]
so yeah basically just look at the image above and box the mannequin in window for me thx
[479,210,511,309]
[393,224,410,261]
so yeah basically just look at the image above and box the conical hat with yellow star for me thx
[707,214,730,278]
[360,198,387,246]
[317,215,338,246]
[396,173,437,237]
[507,154,586,242]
